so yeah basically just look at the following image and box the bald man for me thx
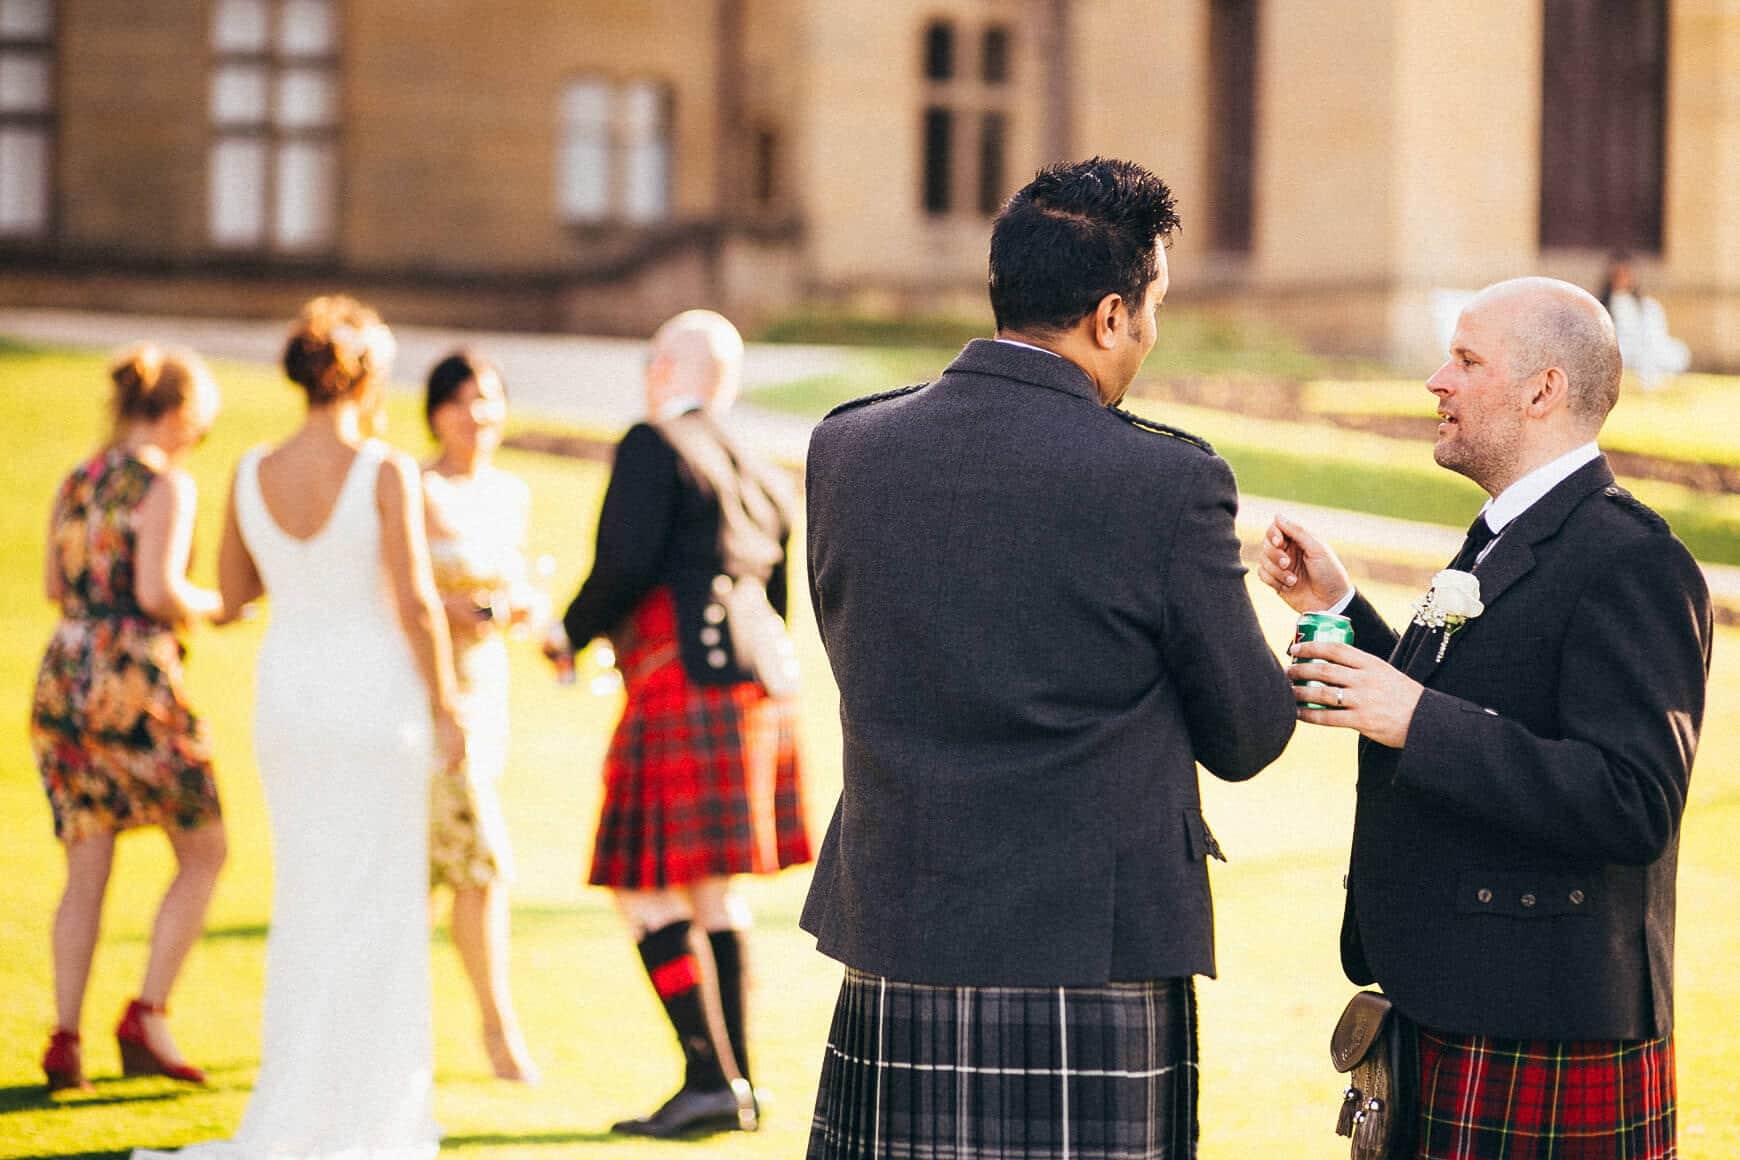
[1259,278,1710,1158]
[556,310,810,1138]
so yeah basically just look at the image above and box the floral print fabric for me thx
[31,450,220,842]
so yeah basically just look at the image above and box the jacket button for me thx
[706,648,728,668]
[1520,893,1537,908]
[703,603,726,625]
[700,626,722,646]
[1604,486,1621,496]
[1569,889,1585,905]
[1476,888,1493,904]
[712,574,734,596]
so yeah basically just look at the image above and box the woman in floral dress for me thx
[422,350,540,1082]
[33,345,230,1092]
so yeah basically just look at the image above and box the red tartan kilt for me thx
[1416,1026,1675,1160]
[588,587,811,889]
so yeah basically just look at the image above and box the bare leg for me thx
[135,821,227,1063]
[53,833,117,1033]
[452,884,538,1081]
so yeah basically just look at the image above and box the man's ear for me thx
[1527,366,1569,417]
[1092,293,1126,350]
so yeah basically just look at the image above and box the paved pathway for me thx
[6,307,1736,620]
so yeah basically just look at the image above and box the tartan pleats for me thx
[808,968,1198,1160]
[1416,1026,1675,1159]
[588,587,810,888]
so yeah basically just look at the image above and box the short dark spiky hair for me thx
[988,157,1180,334]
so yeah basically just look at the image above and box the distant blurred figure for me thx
[33,344,228,1093]
[422,349,540,1083]
[551,309,810,1139]
[1600,252,1690,391]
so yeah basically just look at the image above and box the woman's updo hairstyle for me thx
[424,348,504,435]
[110,343,212,433]
[282,294,396,405]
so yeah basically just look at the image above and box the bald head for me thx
[1471,276,1622,427]
[647,309,745,412]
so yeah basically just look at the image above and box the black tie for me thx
[1448,513,1498,572]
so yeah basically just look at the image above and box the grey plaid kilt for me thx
[807,967,1198,1160]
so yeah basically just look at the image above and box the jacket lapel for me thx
[1401,456,1614,681]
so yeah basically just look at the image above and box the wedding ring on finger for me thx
[1334,687,1345,709]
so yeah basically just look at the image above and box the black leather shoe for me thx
[611,1079,759,1138]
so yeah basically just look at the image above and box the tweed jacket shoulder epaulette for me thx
[823,382,929,421]
[1598,483,1670,534]
[1109,406,1215,455]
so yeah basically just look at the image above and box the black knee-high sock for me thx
[707,928,750,1085]
[637,920,726,1091]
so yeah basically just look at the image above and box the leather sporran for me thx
[1330,991,1417,1160]
[718,575,800,700]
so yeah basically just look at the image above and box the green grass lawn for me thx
[0,349,1737,1157]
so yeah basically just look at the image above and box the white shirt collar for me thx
[655,396,705,421]
[1479,441,1602,536]
[994,338,1064,360]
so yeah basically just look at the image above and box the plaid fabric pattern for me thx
[1416,1026,1675,1159]
[807,967,1198,1160]
[588,588,810,888]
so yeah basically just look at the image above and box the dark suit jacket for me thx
[563,412,794,685]
[800,339,1297,986]
[1343,457,1711,1039]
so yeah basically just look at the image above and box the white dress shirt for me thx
[1323,440,1602,615]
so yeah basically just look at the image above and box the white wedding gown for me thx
[138,440,440,1160]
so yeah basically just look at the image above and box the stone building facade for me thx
[2,0,1737,368]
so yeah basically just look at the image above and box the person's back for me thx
[802,158,1296,1160]
[238,439,427,761]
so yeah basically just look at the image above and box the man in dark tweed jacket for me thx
[1261,277,1711,1158]
[801,158,1298,1159]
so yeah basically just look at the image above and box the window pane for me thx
[275,139,336,248]
[211,63,268,125]
[210,137,267,245]
[0,52,51,114]
[0,126,48,234]
[0,0,53,39]
[622,140,669,222]
[978,112,1007,216]
[923,21,954,81]
[213,0,270,53]
[558,138,609,221]
[1207,0,1258,252]
[982,26,1010,84]
[561,78,611,131]
[922,106,952,214]
[279,0,336,57]
[277,68,336,128]
[620,80,665,135]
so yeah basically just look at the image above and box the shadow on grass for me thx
[441,1130,622,1148]
[8,1152,129,1160]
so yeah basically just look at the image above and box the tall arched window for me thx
[1539,0,1667,252]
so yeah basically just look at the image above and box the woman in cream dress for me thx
[422,350,539,1083]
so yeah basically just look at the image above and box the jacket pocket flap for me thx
[1182,808,1227,863]
[1329,990,1392,1073]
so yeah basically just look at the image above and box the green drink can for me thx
[1292,612,1354,709]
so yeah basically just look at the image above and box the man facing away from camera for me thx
[800,157,1298,1160]
[1261,277,1712,1159]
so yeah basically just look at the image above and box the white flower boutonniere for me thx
[1412,568,1484,662]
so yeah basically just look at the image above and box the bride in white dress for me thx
[137,297,463,1160]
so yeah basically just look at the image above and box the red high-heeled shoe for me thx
[43,1028,93,1093]
[115,999,206,1084]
